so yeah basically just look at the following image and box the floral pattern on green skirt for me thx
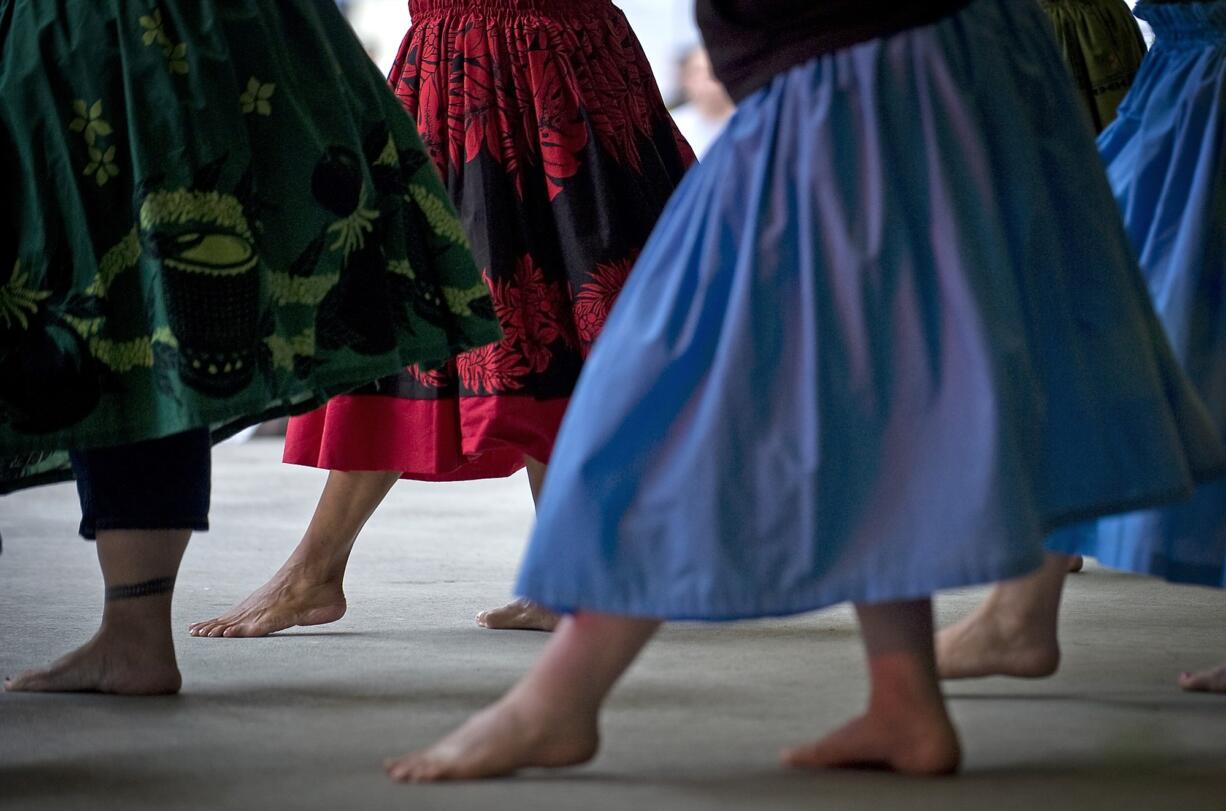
[0,0,501,493]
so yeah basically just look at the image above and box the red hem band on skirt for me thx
[283,395,569,482]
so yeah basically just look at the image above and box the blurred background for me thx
[333,0,733,155]
[331,0,1148,159]
[337,1,699,98]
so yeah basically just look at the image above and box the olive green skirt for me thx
[1041,0,1149,132]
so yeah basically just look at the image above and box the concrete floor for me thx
[2,439,1226,810]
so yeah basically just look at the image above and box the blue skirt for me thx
[515,0,1224,621]
[1048,2,1226,589]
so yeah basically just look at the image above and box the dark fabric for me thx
[696,0,976,101]
[70,429,211,540]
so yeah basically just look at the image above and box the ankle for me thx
[279,556,348,589]
[982,595,1057,638]
[867,656,944,712]
[868,679,944,717]
[980,561,1066,628]
[96,614,176,655]
[101,591,173,626]
[504,681,599,734]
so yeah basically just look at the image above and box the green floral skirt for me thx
[1040,0,1149,132]
[0,0,500,493]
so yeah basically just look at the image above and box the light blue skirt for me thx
[515,0,1224,620]
[1048,1,1226,588]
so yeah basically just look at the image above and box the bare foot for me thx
[782,702,961,776]
[476,598,560,632]
[1068,555,1084,573]
[937,553,1067,680]
[385,693,599,782]
[936,604,1059,680]
[5,629,181,695]
[1179,663,1226,693]
[188,565,346,638]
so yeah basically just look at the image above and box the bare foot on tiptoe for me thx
[936,553,1069,680]
[782,702,961,776]
[5,630,181,695]
[385,693,599,782]
[936,601,1060,680]
[476,598,560,632]
[188,565,347,638]
[1179,663,1226,693]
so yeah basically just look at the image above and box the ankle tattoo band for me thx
[105,576,177,602]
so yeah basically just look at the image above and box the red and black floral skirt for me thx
[284,0,695,480]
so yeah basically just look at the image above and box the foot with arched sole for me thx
[1180,663,1226,693]
[937,553,1068,680]
[188,564,347,638]
[385,694,599,782]
[782,703,961,776]
[5,629,181,695]
[936,602,1060,680]
[476,598,560,632]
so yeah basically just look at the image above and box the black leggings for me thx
[70,429,212,540]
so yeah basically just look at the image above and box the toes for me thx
[190,612,264,638]
[3,671,36,692]
[1179,671,1202,691]
[225,619,275,638]
[414,763,445,783]
[5,668,73,693]
[780,744,814,768]
[386,755,428,783]
[384,757,408,782]
[476,611,512,630]
[1178,668,1226,693]
[386,752,465,783]
[476,607,557,632]
[781,741,842,771]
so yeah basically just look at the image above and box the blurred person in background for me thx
[670,45,735,159]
